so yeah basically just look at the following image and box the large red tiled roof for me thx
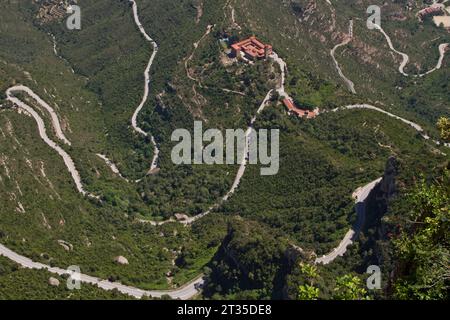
[232,36,272,59]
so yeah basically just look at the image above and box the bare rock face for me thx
[57,240,73,251]
[374,157,399,245]
[148,168,161,175]
[48,277,60,287]
[175,213,189,221]
[379,156,397,198]
[113,256,129,265]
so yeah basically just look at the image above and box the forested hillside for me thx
[0,0,448,300]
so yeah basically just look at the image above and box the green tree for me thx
[298,285,319,300]
[299,263,318,280]
[333,275,369,300]
[297,263,319,300]
[437,117,450,141]
[393,170,449,300]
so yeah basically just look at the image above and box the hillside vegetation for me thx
[0,0,448,299]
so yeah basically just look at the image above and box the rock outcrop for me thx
[48,277,60,287]
[57,240,73,251]
[175,213,189,221]
[113,256,129,265]
[379,156,397,199]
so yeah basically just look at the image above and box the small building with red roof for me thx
[418,4,445,20]
[282,98,319,119]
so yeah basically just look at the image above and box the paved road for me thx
[270,52,288,98]
[130,33,448,233]
[3,1,449,298]
[139,89,275,226]
[129,0,160,174]
[7,85,71,145]
[0,243,203,299]
[96,154,128,181]
[372,23,448,77]
[338,104,449,151]
[135,49,287,227]
[5,87,95,198]
[330,20,356,94]
[338,104,424,131]
[315,178,382,264]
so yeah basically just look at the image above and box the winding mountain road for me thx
[139,89,275,226]
[336,104,450,150]
[129,0,160,175]
[138,50,292,226]
[315,178,382,264]
[372,23,448,77]
[328,9,448,91]
[7,85,71,146]
[1,0,450,300]
[331,19,448,94]
[0,243,203,299]
[96,154,128,181]
[270,51,289,98]
[5,87,98,199]
[330,20,356,94]
[1,85,274,298]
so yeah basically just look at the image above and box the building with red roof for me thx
[231,36,273,61]
[418,4,445,20]
[282,98,319,119]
